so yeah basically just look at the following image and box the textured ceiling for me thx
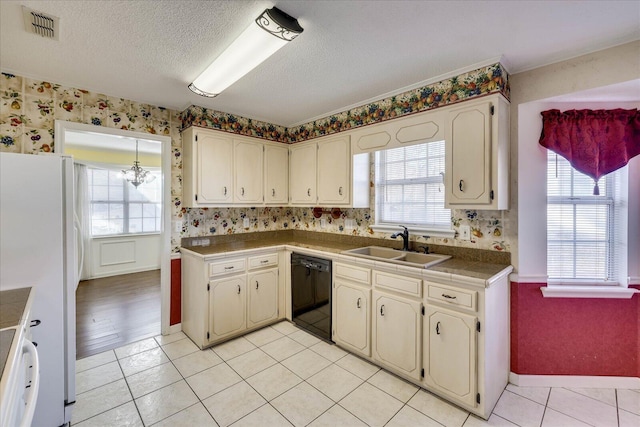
[1,1,638,127]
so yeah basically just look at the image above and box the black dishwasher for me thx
[291,253,332,342]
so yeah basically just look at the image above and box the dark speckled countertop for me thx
[0,287,32,379]
[181,231,511,282]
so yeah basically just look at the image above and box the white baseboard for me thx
[167,323,182,335]
[510,372,640,389]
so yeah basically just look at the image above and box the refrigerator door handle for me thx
[73,213,84,289]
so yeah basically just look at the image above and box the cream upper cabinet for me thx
[423,305,477,408]
[182,127,234,206]
[371,289,422,381]
[317,136,350,205]
[264,144,289,205]
[289,141,317,204]
[208,274,247,343]
[247,268,279,328]
[445,94,509,210]
[234,139,263,204]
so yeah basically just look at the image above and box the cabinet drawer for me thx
[247,253,278,270]
[209,258,246,276]
[335,263,371,285]
[426,282,477,311]
[373,271,421,297]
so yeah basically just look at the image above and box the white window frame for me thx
[371,140,455,238]
[88,167,162,237]
[517,99,639,299]
[546,151,619,284]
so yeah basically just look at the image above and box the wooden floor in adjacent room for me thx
[76,269,161,360]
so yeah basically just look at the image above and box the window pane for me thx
[129,203,142,218]
[92,185,109,201]
[143,218,157,232]
[91,203,109,219]
[109,185,123,201]
[143,203,158,218]
[110,203,124,219]
[92,169,108,185]
[129,218,142,234]
[376,141,450,228]
[546,151,617,281]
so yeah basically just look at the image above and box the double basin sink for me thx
[342,246,451,269]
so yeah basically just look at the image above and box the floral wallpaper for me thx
[0,72,186,253]
[1,64,513,254]
[182,62,510,143]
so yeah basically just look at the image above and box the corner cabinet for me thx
[181,249,283,349]
[445,94,509,210]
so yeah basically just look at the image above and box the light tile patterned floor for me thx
[72,321,640,426]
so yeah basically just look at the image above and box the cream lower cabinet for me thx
[371,289,422,381]
[333,280,371,357]
[423,305,477,408]
[247,269,279,328]
[209,274,247,342]
[181,249,282,349]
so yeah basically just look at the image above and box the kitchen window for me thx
[373,141,453,236]
[546,151,622,283]
[88,167,161,236]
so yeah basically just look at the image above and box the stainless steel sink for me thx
[342,246,451,268]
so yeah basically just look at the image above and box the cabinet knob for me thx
[30,319,41,328]
[307,188,311,197]
[255,281,259,290]
[459,180,464,192]
[223,186,227,196]
[356,298,361,308]
[436,321,441,335]
[272,188,276,197]
[380,304,385,316]
[237,285,241,294]
[241,187,245,196]
[441,293,457,300]
[338,186,343,196]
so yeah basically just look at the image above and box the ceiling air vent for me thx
[22,6,59,40]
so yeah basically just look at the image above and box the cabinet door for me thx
[333,280,370,357]
[424,305,477,407]
[289,143,317,204]
[208,275,246,342]
[317,136,350,204]
[197,132,233,204]
[234,140,263,203]
[372,290,422,381]
[247,269,278,328]
[264,144,289,204]
[445,101,492,206]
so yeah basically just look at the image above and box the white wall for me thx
[89,233,161,279]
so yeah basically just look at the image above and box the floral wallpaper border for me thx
[181,62,510,143]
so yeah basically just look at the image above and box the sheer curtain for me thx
[74,163,92,281]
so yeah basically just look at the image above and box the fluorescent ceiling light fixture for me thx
[189,7,303,98]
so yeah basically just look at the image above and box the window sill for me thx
[540,285,639,299]
[370,224,456,238]
[91,232,161,239]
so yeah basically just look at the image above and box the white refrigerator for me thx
[0,152,77,426]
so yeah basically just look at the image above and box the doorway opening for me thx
[55,121,171,358]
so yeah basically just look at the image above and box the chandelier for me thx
[121,140,155,187]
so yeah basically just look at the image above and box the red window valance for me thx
[539,108,640,194]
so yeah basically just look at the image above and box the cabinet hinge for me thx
[476,321,481,333]
[207,283,210,291]
[490,190,494,201]
[207,332,210,340]
[421,368,425,378]
[490,105,495,116]
[476,393,481,404]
